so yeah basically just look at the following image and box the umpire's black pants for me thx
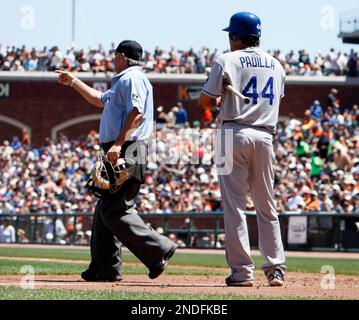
[87,140,174,277]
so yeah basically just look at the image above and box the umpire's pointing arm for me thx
[55,70,104,109]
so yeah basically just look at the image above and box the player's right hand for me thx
[216,97,222,107]
[54,70,75,86]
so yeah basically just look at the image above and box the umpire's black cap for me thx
[115,40,143,61]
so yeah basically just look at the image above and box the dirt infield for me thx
[1,273,358,299]
[1,244,359,299]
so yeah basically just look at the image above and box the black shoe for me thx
[81,269,122,282]
[148,245,177,279]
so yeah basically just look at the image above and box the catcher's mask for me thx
[86,153,136,198]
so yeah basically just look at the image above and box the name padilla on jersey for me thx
[238,56,275,70]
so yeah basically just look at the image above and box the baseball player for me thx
[55,40,177,282]
[199,12,287,287]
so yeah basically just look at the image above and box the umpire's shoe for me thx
[148,245,177,279]
[81,269,122,282]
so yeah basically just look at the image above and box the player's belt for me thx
[221,120,237,125]
[221,121,274,136]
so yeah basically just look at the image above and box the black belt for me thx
[100,140,147,155]
[222,120,237,125]
[101,141,115,153]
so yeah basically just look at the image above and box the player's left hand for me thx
[106,145,122,164]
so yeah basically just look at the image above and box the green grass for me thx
[0,259,86,275]
[0,259,227,276]
[0,247,226,267]
[0,247,91,261]
[0,286,323,300]
[280,257,359,275]
[0,246,359,275]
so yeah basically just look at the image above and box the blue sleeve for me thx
[100,90,111,105]
[123,77,146,114]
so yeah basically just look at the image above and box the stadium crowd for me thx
[0,89,358,244]
[0,44,358,76]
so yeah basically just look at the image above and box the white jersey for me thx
[202,47,286,134]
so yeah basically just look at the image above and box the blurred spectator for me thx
[353,195,359,214]
[0,218,16,243]
[0,44,358,76]
[84,230,92,243]
[209,233,223,248]
[306,191,320,212]
[332,194,344,213]
[342,195,354,213]
[327,88,340,109]
[295,137,310,157]
[319,190,334,212]
[74,230,91,245]
[17,229,29,243]
[347,49,358,77]
[311,151,324,178]
[286,188,304,212]
[177,218,197,247]
[302,110,316,132]
[201,107,214,127]
[0,199,12,214]
[333,146,352,170]
[49,46,63,71]
[167,106,178,128]
[274,192,286,213]
[43,217,67,244]
[202,233,223,248]
[0,96,357,219]
[156,106,168,130]
[175,102,188,127]
[310,100,323,120]
[168,233,186,248]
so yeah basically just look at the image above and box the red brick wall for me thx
[0,76,358,146]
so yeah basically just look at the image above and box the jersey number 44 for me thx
[242,76,274,105]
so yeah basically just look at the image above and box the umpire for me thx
[55,40,177,281]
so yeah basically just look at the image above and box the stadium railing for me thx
[0,212,359,252]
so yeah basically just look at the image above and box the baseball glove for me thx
[86,153,136,198]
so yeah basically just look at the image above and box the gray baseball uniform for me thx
[202,47,286,282]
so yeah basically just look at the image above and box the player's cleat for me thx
[267,269,284,287]
[148,245,177,279]
[81,269,122,282]
[225,276,254,287]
